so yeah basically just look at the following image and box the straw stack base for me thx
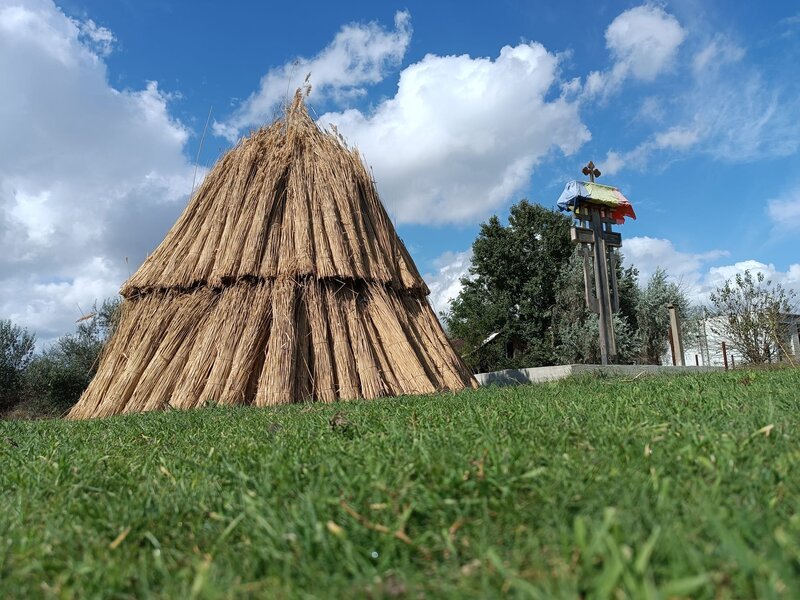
[68,278,476,419]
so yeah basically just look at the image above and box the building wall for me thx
[681,314,800,367]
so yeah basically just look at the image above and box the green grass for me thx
[1,368,799,599]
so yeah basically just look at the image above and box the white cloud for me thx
[584,4,685,99]
[767,190,800,231]
[653,126,701,149]
[0,0,196,344]
[320,43,589,224]
[601,151,626,177]
[602,73,799,174]
[623,237,800,307]
[74,17,115,56]
[624,236,728,291]
[692,35,744,75]
[602,27,798,174]
[602,125,702,174]
[703,261,800,308]
[694,73,800,161]
[779,12,800,34]
[214,10,412,141]
[606,4,686,80]
[636,96,666,122]
[424,250,472,317]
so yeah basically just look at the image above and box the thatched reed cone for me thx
[68,91,477,419]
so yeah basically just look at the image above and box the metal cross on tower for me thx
[582,161,601,182]
[571,162,622,365]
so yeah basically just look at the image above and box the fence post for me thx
[722,342,728,370]
[667,304,685,366]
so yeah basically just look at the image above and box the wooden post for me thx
[668,326,676,366]
[667,304,685,366]
[695,354,699,366]
[589,207,615,365]
[722,341,728,370]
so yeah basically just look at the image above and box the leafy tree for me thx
[552,250,641,364]
[445,201,574,371]
[709,270,796,364]
[23,297,121,415]
[635,269,692,364]
[0,320,36,412]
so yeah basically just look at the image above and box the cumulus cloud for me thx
[0,0,195,344]
[623,236,800,307]
[320,43,589,224]
[214,11,412,141]
[424,250,473,318]
[703,261,800,309]
[705,261,793,288]
[584,4,685,99]
[624,237,728,290]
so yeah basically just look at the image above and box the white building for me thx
[680,313,800,367]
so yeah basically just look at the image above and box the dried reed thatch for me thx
[68,91,477,419]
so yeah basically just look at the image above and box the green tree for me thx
[709,270,796,364]
[23,297,121,415]
[635,269,692,364]
[0,320,36,412]
[444,201,574,371]
[552,250,641,364]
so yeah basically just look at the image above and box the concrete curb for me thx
[475,364,723,386]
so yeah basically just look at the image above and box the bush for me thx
[0,320,36,412]
[16,298,121,417]
[709,270,797,364]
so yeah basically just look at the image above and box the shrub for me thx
[19,298,121,417]
[0,320,36,412]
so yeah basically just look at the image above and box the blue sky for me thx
[1,0,799,342]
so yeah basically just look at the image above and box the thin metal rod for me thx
[191,106,213,197]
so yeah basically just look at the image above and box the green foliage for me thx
[18,297,121,417]
[0,320,36,412]
[552,250,641,364]
[445,201,649,371]
[636,268,692,364]
[709,270,797,365]
[1,369,798,597]
[445,201,575,371]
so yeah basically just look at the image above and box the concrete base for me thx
[475,364,723,386]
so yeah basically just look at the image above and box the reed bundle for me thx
[68,92,476,419]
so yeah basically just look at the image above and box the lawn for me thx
[1,368,798,598]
